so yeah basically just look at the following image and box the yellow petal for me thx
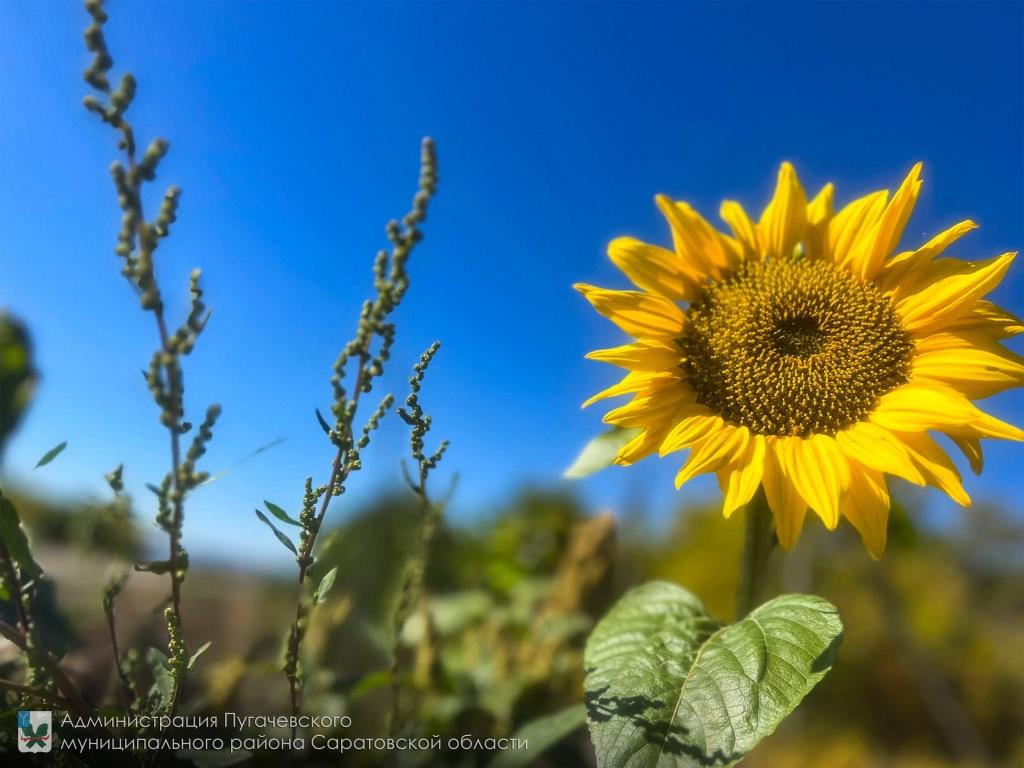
[876,219,977,292]
[908,218,977,262]
[656,196,735,276]
[913,330,996,353]
[614,406,694,466]
[607,237,701,302]
[829,189,888,268]
[945,409,1024,442]
[582,371,677,408]
[719,233,745,271]
[574,283,685,339]
[846,163,922,281]
[804,183,834,260]
[775,434,849,530]
[835,421,925,486]
[674,425,749,489]
[895,252,1016,334]
[614,425,669,466]
[894,431,971,506]
[758,162,807,259]
[912,344,1024,399]
[870,380,987,434]
[841,465,891,559]
[950,434,983,475]
[943,300,1024,339]
[762,443,807,550]
[720,200,760,258]
[888,255,982,306]
[585,340,684,372]
[603,388,696,428]
[717,436,767,518]
[873,380,1024,441]
[659,409,723,455]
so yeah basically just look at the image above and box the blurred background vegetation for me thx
[1,474,1020,767]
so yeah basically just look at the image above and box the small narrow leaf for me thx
[489,704,587,768]
[0,492,42,578]
[263,500,301,527]
[315,408,333,435]
[255,509,297,554]
[34,441,67,469]
[564,427,641,479]
[584,582,843,768]
[200,437,286,486]
[188,641,212,670]
[313,566,338,605]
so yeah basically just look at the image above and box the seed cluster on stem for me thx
[390,342,449,740]
[281,139,440,736]
[82,0,219,718]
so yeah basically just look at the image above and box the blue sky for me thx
[1,0,1021,567]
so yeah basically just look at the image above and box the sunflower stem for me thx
[736,488,775,619]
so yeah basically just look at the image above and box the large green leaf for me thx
[564,427,641,479]
[584,581,842,768]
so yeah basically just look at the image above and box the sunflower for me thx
[576,163,1024,556]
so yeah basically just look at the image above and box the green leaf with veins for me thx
[584,581,843,768]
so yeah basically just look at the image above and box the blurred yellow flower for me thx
[577,163,1024,556]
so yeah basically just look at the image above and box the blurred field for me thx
[2,484,1022,767]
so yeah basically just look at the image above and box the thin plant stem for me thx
[389,463,435,740]
[735,488,775,619]
[104,575,135,707]
[117,119,190,718]
[284,140,438,741]
[285,333,374,735]
[389,342,448,744]
[119,122,188,632]
[83,1,219,719]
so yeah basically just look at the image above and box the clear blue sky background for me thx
[1,1,1021,568]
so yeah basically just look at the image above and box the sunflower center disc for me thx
[680,258,914,437]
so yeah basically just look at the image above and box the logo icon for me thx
[17,710,52,753]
